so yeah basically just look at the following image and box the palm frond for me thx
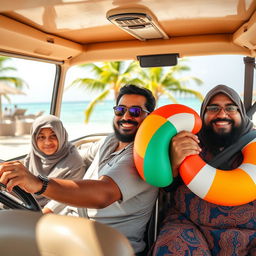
[0,67,17,73]
[0,77,27,88]
[161,88,178,104]
[69,59,203,120]
[170,88,204,101]
[126,78,145,86]
[79,63,103,75]
[170,65,190,73]
[3,94,11,102]
[84,90,110,123]
[68,78,106,91]
[0,57,28,89]
[106,62,120,75]
[178,76,203,86]
[124,61,140,74]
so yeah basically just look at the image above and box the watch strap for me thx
[34,175,49,195]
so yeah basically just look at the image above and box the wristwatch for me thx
[34,175,49,195]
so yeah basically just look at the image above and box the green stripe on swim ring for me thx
[134,104,202,188]
[144,121,177,187]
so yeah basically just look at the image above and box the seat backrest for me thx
[0,210,135,256]
[36,214,135,256]
[0,210,42,256]
[144,198,159,251]
[145,189,172,256]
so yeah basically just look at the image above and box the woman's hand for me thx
[170,131,201,177]
[0,161,42,193]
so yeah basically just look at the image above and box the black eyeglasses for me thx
[206,105,239,114]
[113,106,150,117]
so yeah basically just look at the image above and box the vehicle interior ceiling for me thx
[0,0,255,119]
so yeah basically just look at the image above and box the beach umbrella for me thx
[0,82,26,122]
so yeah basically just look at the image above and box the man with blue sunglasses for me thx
[0,84,158,256]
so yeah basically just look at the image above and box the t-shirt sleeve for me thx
[78,138,105,168]
[100,151,155,202]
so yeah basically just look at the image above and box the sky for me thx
[4,54,256,104]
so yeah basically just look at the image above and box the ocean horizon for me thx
[4,97,202,125]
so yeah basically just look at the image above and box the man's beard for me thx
[113,120,138,143]
[201,118,243,150]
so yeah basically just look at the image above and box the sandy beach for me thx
[0,123,113,161]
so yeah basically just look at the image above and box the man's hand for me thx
[170,131,201,177]
[0,161,42,193]
[0,161,121,209]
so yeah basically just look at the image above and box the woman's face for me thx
[36,128,59,155]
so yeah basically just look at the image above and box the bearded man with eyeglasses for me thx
[152,84,256,256]
[0,84,158,256]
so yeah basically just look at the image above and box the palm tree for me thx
[0,56,27,121]
[0,56,27,102]
[67,61,141,123]
[68,59,203,123]
[136,59,204,104]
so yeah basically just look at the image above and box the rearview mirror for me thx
[137,53,179,67]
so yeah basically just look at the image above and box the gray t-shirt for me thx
[78,134,159,253]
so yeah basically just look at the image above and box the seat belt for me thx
[208,130,256,168]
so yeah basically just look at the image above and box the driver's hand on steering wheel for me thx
[0,161,42,194]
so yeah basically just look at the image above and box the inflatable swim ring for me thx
[134,104,202,187]
[134,104,256,206]
[180,139,256,206]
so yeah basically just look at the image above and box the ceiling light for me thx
[106,8,169,41]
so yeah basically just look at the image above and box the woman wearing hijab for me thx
[152,85,256,255]
[24,114,85,213]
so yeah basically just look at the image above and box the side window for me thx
[0,56,56,160]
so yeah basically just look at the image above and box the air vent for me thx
[107,8,169,41]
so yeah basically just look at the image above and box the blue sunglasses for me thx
[113,106,149,117]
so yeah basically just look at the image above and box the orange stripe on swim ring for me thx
[134,104,202,187]
[180,139,256,206]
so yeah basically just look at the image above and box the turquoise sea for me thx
[5,97,202,125]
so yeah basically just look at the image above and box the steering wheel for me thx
[0,183,41,211]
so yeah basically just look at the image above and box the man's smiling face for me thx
[204,93,242,135]
[113,94,149,143]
